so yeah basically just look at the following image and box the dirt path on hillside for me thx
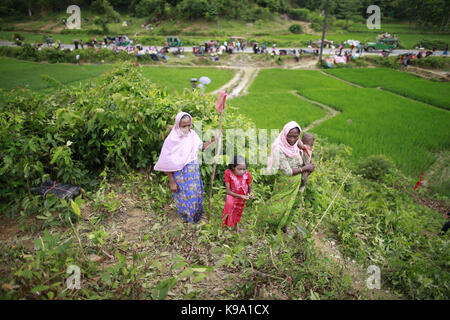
[405,66,450,82]
[210,68,244,96]
[319,70,364,88]
[210,67,260,99]
[290,90,340,132]
[210,56,318,98]
[289,58,319,70]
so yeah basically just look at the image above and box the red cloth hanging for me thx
[215,91,227,113]
[414,173,423,190]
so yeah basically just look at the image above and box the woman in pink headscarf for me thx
[154,112,216,223]
[260,121,315,232]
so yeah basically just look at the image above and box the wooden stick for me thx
[208,111,223,219]
[312,170,351,233]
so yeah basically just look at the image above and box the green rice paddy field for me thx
[1,57,448,193]
[230,69,450,185]
[0,58,235,94]
[324,68,450,110]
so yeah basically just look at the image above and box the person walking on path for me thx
[153,112,218,223]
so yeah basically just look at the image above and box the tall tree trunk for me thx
[319,0,329,65]
[446,14,450,31]
[439,14,446,32]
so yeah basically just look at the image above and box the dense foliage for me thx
[1,0,449,30]
[0,62,448,300]
[0,44,160,64]
[289,23,303,34]
[0,62,248,212]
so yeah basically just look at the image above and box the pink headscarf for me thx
[153,112,203,172]
[267,121,302,171]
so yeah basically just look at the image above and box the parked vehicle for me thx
[365,36,399,52]
[167,36,181,47]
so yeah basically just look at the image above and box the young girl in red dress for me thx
[222,155,254,231]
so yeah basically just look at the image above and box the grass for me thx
[140,66,235,94]
[0,61,448,301]
[324,68,450,110]
[232,69,450,180]
[0,57,112,91]
[0,58,235,95]
[304,87,450,177]
[230,92,327,130]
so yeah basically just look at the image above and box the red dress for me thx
[222,169,252,227]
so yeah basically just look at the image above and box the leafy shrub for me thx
[353,58,369,67]
[60,28,105,35]
[287,8,310,21]
[0,45,20,58]
[289,24,303,34]
[134,0,166,18]
[356,155,394,181]
[39,48,67,63]
[0,46,139,64]
[410,56,450,70]
[177,0,208,19]
[19,43,38,61]
[364,56,402,69]
[415,39,447,50]
[310,22,322,32]
[91,0,120,22]
[242,6,272,22]
[0,63,249,211]
[13,32,24,41]
[156,25,182,36]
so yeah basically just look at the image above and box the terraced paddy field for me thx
[0,57,112,91]
[140,66,235,94]
[231,69,450,189]
[324,68,450,110]
[230,92,327,130]
[0,58,235,94]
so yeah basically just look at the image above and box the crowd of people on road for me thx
[26,33,449,66]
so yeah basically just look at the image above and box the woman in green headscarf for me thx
[260,121,315,232]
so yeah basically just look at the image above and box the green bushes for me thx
[0,62,248,211]
[0,45,139,64]
[289,24,303,34]
[410,56,450,70]
[287,8,310,21]
[134,0,166,18]
[60,28,105,35]
[156,25,182,36]
[415,38,448,50]
[364,56,402,69]
[243,6,273,22]
[365,55,449,71]
[356,155,394,181]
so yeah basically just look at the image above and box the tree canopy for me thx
[0,0,448,29]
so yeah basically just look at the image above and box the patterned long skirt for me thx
[259,173,302,230]
[222,195,246,227]
[172,161,204,223]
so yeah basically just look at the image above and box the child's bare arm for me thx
[202,136,215,150]
[226,183,248,200]
[166,172,178,193]
[248,185,254,199]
